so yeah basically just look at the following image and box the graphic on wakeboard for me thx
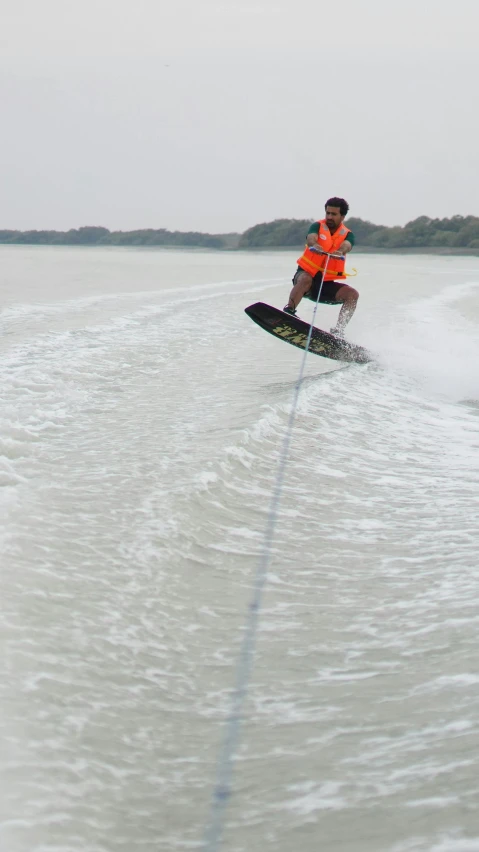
[245,302,371,364]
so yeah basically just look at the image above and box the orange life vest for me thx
[297,220,351,281]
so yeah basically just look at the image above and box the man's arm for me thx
[337,232,355,255]
[308,236,354,256]
[306,223,320,247]
[306,224,355,254]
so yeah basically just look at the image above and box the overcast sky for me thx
[1,0,478,232]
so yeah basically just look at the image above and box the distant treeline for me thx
[239,215,479,249]
[2,215,479,250]
[0,226,237,249]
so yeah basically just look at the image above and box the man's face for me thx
[325,206,344,231]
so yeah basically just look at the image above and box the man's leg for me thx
[285,270,313,311]
[331,284,359,334]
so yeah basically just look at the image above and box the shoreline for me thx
[1,243,479,257]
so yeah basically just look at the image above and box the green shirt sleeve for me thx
[307,222,355,246]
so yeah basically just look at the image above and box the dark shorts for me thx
[292,267,347,304]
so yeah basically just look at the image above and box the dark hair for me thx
[325,197,349,217]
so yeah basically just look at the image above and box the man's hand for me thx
[310,247,343,257]
[307,235,352,256]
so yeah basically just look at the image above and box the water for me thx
[1,246,479,852]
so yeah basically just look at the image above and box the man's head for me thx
[324,197,349,232]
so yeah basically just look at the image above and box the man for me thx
[283,197,359,337]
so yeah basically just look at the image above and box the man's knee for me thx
[293,271,312,293]
[344,287,359,303]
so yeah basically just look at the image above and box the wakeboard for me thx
[245,302,371,364]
